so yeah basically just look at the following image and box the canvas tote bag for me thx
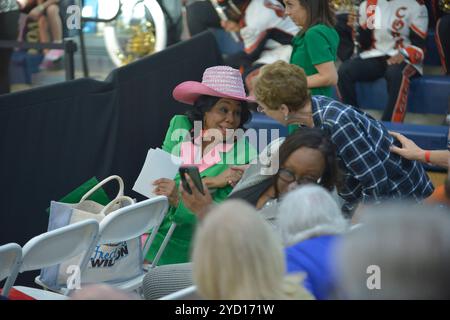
[40,176,143,291]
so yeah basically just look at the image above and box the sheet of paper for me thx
[133,148,183,198]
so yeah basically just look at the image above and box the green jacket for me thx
[146,115,257,265]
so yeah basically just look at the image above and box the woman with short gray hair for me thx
[334,204,450,300]
[277,185,348,300]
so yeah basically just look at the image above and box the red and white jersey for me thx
[240,0,299,65]
[359,0,428,71]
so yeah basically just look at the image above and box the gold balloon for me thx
[439,0,450,14]
[120,22,156,66]
[330,0,355,13]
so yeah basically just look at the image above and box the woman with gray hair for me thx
[277,185,348,300]
[334,204,450,300]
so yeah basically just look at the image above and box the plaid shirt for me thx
[312,96,434,213]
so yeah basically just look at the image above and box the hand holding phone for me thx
[180,174,213,220]
[179,166,205,195]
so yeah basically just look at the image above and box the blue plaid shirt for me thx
[311,96,434,213]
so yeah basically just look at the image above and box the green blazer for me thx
[146,115,257,265]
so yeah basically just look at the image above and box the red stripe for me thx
[239,0,252,28]
[0,287,35,300]
[435,19,448,74]
[391,65,416,122]
[410,24,427,39]
[244,31,268,54]
[263,0,285,18]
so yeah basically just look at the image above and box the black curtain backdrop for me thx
[0,31,222,287]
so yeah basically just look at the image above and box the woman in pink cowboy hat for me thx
[146,65,257,265]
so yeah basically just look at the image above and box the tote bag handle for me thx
[100,195,135,216]
[80,175,124,203]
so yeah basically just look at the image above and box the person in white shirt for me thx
[337,0,429,122]
[186,0,299,92]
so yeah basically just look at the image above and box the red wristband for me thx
[424,150,431,163]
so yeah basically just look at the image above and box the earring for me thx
[284,115,289,121]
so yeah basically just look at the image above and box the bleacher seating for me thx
[354,76,450,115]
[408,76,450,114]
[346,23,449,115]
[210,29,244,56]
[382,122,449,151]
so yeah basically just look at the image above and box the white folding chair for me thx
[12,219,99,300]
[0,243,22,298]
[93,196,169,292]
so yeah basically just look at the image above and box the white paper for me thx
[133,148,183,198]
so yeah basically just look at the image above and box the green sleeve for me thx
[169,136,257,225]
[161,115,193,153]
[305,26,338,66]
[170,199,197,226]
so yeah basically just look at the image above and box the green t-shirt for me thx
[290,24,339,97]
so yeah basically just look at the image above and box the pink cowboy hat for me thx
[172,66,255,105]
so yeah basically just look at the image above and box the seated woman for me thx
[278,185,348,300]
[228,127,339,225]
[146,65,256,265]
[192,199,313,300]
[22,0,64,69]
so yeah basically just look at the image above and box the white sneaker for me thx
[45,49,64,62]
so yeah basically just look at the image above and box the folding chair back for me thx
[0,243,22,297]
[21,219,99,273]
[92,196,169,292]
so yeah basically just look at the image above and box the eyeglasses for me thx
[277,168,320,185]
[256,105,313,119]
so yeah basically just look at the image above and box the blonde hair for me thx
[253,60,310,111]
[192,200,312,300]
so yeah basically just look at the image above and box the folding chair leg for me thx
[2,260,21,298]
[151,222,177,268]
[142,212,166,257]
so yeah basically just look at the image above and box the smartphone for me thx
[179,166,205,195]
